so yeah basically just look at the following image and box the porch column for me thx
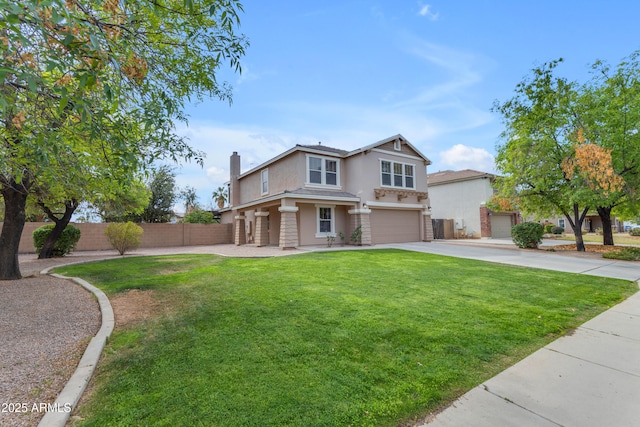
[254,211,269,247]
[234,215,246,245]
[278,206,299,249]
[348,208,372,246]
[422,209,434,242]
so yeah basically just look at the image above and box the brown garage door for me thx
[370,209,421,244]
[490,215,513,238]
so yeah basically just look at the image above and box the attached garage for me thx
[490,215,513,238]
[370,209,421,244]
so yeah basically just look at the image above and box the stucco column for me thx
[348,208,372,246]
[422,209,434,242]
[234,215,246,246]
[254,211,269,247]
[278,206,299,249]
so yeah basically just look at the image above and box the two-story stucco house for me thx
[427,169,519,239]
[220,134,434,249]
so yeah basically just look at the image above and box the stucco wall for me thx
[344,148,429,203]
[428,179,494,237]
[238,152,306,203]
[8,222,233,253]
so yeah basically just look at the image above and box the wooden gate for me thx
[432,219,454,239]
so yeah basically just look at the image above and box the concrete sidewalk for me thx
[382,241,640,427]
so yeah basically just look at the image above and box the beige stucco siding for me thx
[369,209,421,244]
[238,152,307,204]
[428,179,494,237]
[296,203,349,246]
[344,149,428,202]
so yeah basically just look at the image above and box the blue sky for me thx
[174,1,640,210]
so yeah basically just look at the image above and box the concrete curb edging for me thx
[37,268,115,427]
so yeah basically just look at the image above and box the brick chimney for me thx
[230,152,241,207]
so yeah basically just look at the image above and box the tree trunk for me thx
[564,203,590,252]
[597,206,614,246]
[0,182,29,280]
[37,199,78,259]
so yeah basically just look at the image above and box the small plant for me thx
[105,222,144,255]
[350,225,362,245]
[326,234,336,247]
[603,247,640,261]
[551,226,564,235]
[33,224,81,256]
[511,222,543,249]
[543,223,555,234]
[629,227,640,237]
[337,231,345,245]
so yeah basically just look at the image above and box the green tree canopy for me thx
[494,54,640,250]
[0,0,248,278]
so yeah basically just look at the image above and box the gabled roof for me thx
[427,169,496,186]
[239,134,430,179]
[346,134,432,165]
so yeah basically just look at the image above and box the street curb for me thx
[37,267,115,427]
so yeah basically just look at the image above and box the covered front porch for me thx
[229,189,371,249]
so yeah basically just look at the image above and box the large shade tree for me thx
[493,60,591,251]
[0,0,248,279]
[494,55,640,251]
[580,53,640,244]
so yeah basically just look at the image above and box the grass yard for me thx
[57,250,637,427]
[556,232,640,246]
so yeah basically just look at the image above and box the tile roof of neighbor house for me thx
[427,169,496,186]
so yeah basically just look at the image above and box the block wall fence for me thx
[2,222,233,254]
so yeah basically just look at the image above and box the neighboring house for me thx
[535,214,624,233]
[427,169,519,239]
[220,134,434,248]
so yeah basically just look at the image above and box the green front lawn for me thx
[57,250,637,427]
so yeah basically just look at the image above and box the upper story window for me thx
[380,160,415,189]
[307,155,339,187]
[394,140,402,151]
[261,169,268,195]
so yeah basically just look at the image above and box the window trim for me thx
[306,154,341,188]
[380,159,416,189]
[261,169,269,195]
[315,205,335,237]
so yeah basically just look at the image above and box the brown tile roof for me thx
[427,169,495,185]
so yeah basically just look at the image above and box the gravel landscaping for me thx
[0,258,102,427]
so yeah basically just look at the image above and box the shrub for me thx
[105,222,144,255]
[183,209,216,224]
[551,226,564,235]
[603,247,640,261]
[543,223,555,234]
[629,227,640,237]
[511,222,543,249]
[33,224,81,256]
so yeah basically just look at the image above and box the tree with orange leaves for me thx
[494,54,640,250]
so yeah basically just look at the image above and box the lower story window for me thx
[317,206,334,235]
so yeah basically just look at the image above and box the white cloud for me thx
[439,144,495,172]
[418,4,439,21]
